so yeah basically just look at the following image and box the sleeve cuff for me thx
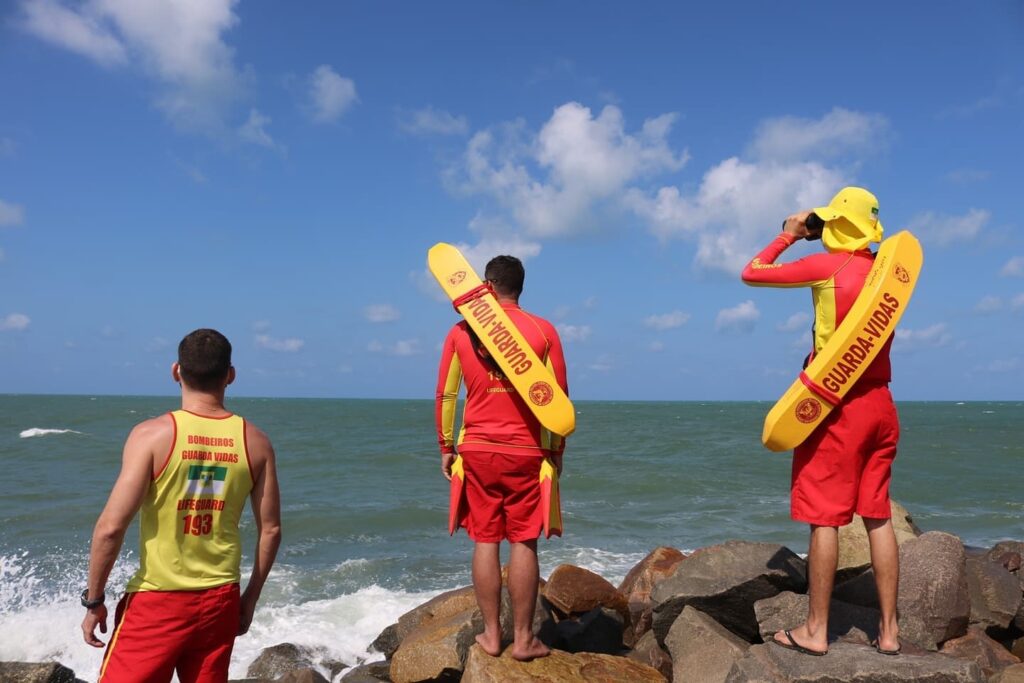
[778,231,798,245]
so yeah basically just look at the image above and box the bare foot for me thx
[772,625,828,655]
[475,632,502,657]
[510,636,550,661]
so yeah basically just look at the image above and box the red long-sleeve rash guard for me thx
[741,232,892,385]
[435,303,568,457]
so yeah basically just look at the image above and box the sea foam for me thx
[19,428,83,439]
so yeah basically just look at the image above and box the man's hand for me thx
[238,589,258,636]
[441,452,456,481]
[81,605,108,648]
[551,453,563,476]
[783,210,814,239]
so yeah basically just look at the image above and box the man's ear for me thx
[226,366,236,386]
[171,362,182,384]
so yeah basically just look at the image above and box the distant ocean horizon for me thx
[2,395,1021,680]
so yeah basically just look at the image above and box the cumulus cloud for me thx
[557,324,591,342]
[255,334,304,352]
[20,0,246,130]
[894,323,952,352]
[749,108,888,163]
[0,313,31,331]
[974,295,1002,313]
[0,199,25,227]
[777,311,810,332]
[364,304,400,323]
[368,339,421,356]
[643,310,690,330]
[398,106,468,136]
[906,208,990,247]
[1001,256,1024,278]
[715,300,760,333]
[308,65,357,122]
[238,109,279,149]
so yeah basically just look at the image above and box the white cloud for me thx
[1001,256,1024,278]
[368,339,421,356]
[20,0,246,130]
[0,313,31,331]
[944,168,990,184]
[894,323,952,352]
[451,231,542,276]
[364,304,400,323]
[976,357,1021,374]
[255,334,304,352]
[0,199,25,227]
[588,354,613,372]
[749,108,888,162]
[974,295,1002,313]
[643,310,690,330]
[252,319,272,332]
[906,208,990,247]
[238,109,279,149]
[557,324,591,342]
[399,106,468,136]
[648,340,665,352]
[777,311,810,332]
[308,65,357,123]
[715,300,760,333]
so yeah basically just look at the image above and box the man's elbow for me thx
[261,522,282,543]
[94,518,128,544]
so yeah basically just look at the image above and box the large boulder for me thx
[753,591,878,646]
[965,557,1021,629]
[725,641,985,683]
[939,626,1021,678]
[389,603,482,683]
[0,663,78,683]
[627,631,672,682]
[897,531,971,651]
[650,541,806,644]
[340,660,392,682]
[277,671,330,683]
[247,643,318,679]
[372,586,478,658]
[460,644,666,682]
[837,500,921,574]
[542,565,629,622]
[665,606,748,683]
[618,547,687,646]
[992,664,1024,683]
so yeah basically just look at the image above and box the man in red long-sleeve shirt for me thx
[436,255,568,661]
[742,187,901,657]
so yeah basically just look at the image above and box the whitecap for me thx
[19,428,83,439]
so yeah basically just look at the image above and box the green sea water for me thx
[1,395,1021,679]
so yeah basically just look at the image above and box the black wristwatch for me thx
[81,589,105,609]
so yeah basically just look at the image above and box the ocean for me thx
[1,395,1021,680]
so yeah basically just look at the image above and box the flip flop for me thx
[771,629,827,656]
[872,640,901,656]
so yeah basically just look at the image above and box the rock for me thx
[725,641,985,682]
[340,660,392,682]
[278,670,330,683]
[665,606,748,683]
[1013,637,1024,660]
[247,643,319,679]
[627,631,672,681]
[389,603,482,683]
[965,557,1021,629]
[995,552,1022,574]
[992,663,1024,683]
[650,541,806,644]
[753,591,878,645]
[541,565,629,622]
[460,644,666,682]
[618,546,687,646]
[372,586,478,658]
[0,663,79,683]
[837,500,921,574]
[939,626,1021,677]
[545,606,624,655]
[987,542,1024,566]
[897,531,971,651]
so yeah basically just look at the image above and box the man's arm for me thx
[81,416,169,647]
[239,422,281,636]
[435,327,463,481]
[741,213,836,287]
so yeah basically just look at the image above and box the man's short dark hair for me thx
[178,329,232,392]
[484,255,525,298]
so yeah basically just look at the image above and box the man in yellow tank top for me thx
[80,329,282,682]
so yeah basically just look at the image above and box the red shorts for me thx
[791,383,899,527]
[100,582,240,683]
[461,451,543,543]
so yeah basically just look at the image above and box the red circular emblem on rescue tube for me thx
[893,263,910,284]
[529,381,554,407]
[448,270,467,286]
[795,398,822,424]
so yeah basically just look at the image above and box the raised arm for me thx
[435,326,463,480]
[239,422,281,635]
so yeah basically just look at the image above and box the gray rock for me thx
[618,546,687,647]
[371,586,478,659]
[837,500,921,574]
[725,641,986,683]
[965,557,1021,629]
[277,670,330,683]
[340,660,392,682]
[832,568,881,609]
[627,630,673,682]
[0,663,79,683]
[651,541,806,644]
[389,603,482,683]
[939,626,1021,678]
[753,591,879,646]
[246,643,318,679]
[664,606,748,683]
[897,531,971,651]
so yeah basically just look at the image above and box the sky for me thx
[1,1,1023,401]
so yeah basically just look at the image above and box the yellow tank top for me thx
[126,410,254,592]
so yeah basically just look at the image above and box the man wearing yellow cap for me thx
[742,187,900,657]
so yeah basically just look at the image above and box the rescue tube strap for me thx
[452,282,495,311]
[799,371,841,407]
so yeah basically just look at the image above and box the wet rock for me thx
[340,660,392,682]
[627,630,672,681]
[617,546,686,646]
[665,606,748,683]
[650,541,806,644]
[939,626,1021,678]
[753,591,878,645]
[389,603,482,683]
[541,565,629,622]
[837,500,921,574]
[247,643,319,679]
[725,641,985,682]
[897,531,971,650]
[0,663,79,683]
[371,586,478,658]
[460,644,666,682]
[965,557,1021,629]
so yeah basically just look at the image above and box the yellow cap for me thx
[813,186,884,253]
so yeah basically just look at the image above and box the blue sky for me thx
[1,1,1022,400]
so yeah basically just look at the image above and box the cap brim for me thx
[813,206,843,221]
